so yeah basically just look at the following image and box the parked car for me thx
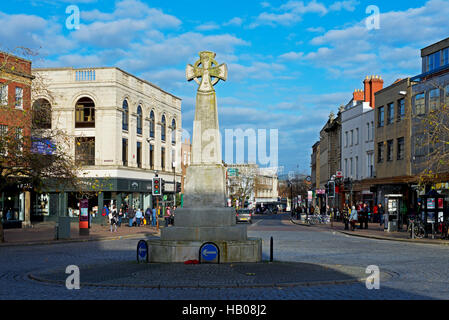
[236,209,252,224]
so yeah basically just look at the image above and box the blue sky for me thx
[1,0,448,175]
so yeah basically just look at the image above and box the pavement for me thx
[290,214,449,246]
[0,219,163,247]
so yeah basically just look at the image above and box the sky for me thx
[1,0,448,176]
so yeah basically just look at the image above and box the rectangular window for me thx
[443,48,449,66]
[371,121,374,140]
[387,140,394,162]
[428,51,441,71]
[0,125,7,156]
[387,103,394,124]
[366,123,370,142]
[345,131,348,147]
[350,158,353,176]
[149,144,154,169]
[355,156,358,180]
[137,142,142,168]
[414,93,425,115]
[356,128,359,145]
[445,85,449,105]
[414,134,426,157]
[378,106,384,127]
[350,130,353,146]
[429,88,440,111]
[161,147,165,170]
[345,158,348,177]
[397,137,405,160]
[15,87,23,108]
[378,142,384,163]
[122,138,128,166]
[0,84,8,106]
[75,137,95,166]
[397,98,405,121]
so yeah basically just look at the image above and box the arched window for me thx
[149,110,155,138]
[32,98,52,129]
[122,100,129,131]
[137,105,142,135]
[161,115,166,141]
[75,97,95,128]
[171,118,176,144]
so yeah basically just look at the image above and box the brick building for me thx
[0,51,34,226]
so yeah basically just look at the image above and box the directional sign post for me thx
[199,242,220,264]
[137,240,149,263]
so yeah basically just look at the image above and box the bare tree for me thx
[228,165,257,207]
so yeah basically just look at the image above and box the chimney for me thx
[353,89,364,101]
[364,75,384,108]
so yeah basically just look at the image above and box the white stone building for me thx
[32,67,182,219]
[341,99,375,182]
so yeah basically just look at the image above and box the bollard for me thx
[411,221,415,239]
[54,223,59,240]
[270,237,273,262]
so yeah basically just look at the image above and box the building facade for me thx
[0,52,34,226]
[31,67,182,221]
[341,76,383,206]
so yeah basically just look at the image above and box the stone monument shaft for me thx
[184,51,228,208]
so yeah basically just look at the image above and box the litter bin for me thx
[56,216,71,240]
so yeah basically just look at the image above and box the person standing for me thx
[343,204,350,230]
[117,207,123,227]
[349,205,358,231]
[151,207,157,227]
[135,208,143,226]
[128,206,135,227]
[164,206,171,227]
[378,203,385,228]
[145,207,152,227]
[110,206,118,232]
[101,204,109,227]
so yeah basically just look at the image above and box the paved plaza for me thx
[0,213,448,300]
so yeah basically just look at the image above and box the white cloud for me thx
[329,0,359,12]
[195,22,220,31]
[279,51,304,61]
[224,17,243,27]
[307,26,325,33]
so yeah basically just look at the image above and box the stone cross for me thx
[186,51,227,92]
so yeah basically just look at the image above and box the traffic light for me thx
[152,177,161,196]
[176,182,181,193]
[328,181,335,198]
[161,179,166,193]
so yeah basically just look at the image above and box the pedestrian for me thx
[378,203,385,228]
[135,208,143,226]
[362,203,369,229]
[349,205,358,231]
[110,206,118,232]
[373,204,378,223]
[128,206,136,227]
[118,207,123,227]
[343,204,349,230]
[145,207,152,227]
[164,206,171,227]
[151,207,157,227]
[101,204,109,226]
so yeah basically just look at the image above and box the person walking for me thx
[349,205,358,231]
[110,206,118,232]
[164,206,171,227]
[362,203,369,229]
[135,208,143,227]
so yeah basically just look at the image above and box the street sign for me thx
[336,171,343,178]
[199,242,220,263]
[137,240,148,263]
[227,168,239,176]
[163,195,168,201]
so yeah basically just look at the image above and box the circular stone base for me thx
[28,261,394,289]
[147,238,262,263]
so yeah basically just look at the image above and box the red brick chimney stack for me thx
[353,89,364,101]
[364,75,383,108]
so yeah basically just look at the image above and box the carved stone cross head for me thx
[186,51,227,92]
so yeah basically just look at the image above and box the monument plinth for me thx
[147,51,262,263]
